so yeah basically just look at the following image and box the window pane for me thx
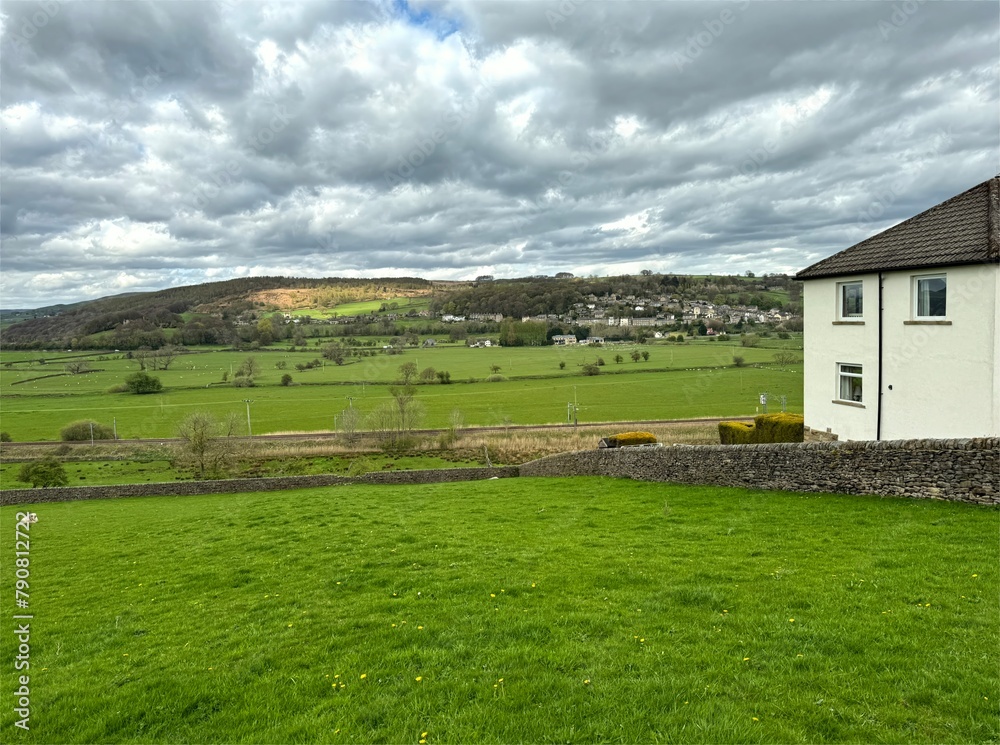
[839,365,862,402]
[917,277,946,317]
[842,283,863,317]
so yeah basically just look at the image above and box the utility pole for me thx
[243,399,254,436]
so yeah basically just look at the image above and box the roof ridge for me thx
[796,177,998,280]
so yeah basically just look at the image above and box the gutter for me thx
[877,271,884,441]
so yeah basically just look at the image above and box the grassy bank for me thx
[1,478,995,742]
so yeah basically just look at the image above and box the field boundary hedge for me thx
[0,466,519,505]
[520,438,998,506]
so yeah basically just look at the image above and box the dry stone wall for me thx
[520,438,999,505]
[0,466,519,506]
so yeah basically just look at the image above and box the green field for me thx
[284,297,432,318]
[0,452,480,489]
[2,478,995,742]
[0,341,801,441]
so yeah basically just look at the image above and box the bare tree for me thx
[175,412,246,478]
[64,360,92,375]
[154,345,180,370]
[340,406,362,445]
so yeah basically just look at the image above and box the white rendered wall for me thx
[803,265,999,441]
[803,275,879,440]
[879,264,998,439]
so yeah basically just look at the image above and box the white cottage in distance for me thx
[795,176,1000,441]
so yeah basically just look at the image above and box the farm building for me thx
[795,176,1000,440]
[551,334,577,345]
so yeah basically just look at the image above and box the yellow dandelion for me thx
[335,674,340,678]
[583,679,591,685]
[392,623,397,627]
[797,654,804,657]
[360,674,367,679]
[418,626,424,630]
[723,610,728,613]
[789,618,795,623]
[288,623,293,627]
[743,657,750,661]
[640,638,645,643]
[972,574,978,578]
[419,741,427,744]
[498,678,503,683]
[334,730,340,735]
[684,701,689,705]
[531,583,536,587]
[415,676,423,682]
[752,717,759,722]
[490,593,496,598]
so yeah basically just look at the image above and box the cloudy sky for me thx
[1,0,997,308]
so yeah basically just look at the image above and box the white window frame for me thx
[913,274,947,320]
[837,280,864,320]
[837,363,863,403]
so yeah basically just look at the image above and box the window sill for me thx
[832,399,865,409]
[904,320,951,325]
[832,320,865,325]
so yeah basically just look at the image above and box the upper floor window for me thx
[914,274,946,319]
[838,281,863,319]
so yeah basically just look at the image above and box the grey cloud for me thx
[0,0,996,307]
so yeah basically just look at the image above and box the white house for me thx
[796,177,1000,441]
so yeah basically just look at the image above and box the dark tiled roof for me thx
[796,177,1000,280]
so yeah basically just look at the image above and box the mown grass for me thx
[1,478,996,743]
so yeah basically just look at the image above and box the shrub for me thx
[581,363,600,376]
[741,334,761,348]
[124,372,163,394]
[435,370,452,384]
[718,421,756,445]
[599,431,657,448]
[559,361,566,370]
[105,383,129,394]
[18,458,68,488]
[280,373,293,386]
[0,431,11,442]
[60,420,115,441]
[718,414,804,444]
[754,413,804,443]
[596,357,606,366]
[733,356,747,367]
[773,351,800,366]
[486,374,507,383]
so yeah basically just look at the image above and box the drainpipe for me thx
[877,272,884,441]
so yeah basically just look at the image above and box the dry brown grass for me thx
[0,423,722,469]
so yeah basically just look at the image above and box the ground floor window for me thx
[838,363,863,402]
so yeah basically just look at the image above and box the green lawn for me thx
[1,343,801,440]
[1,478,995,743]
